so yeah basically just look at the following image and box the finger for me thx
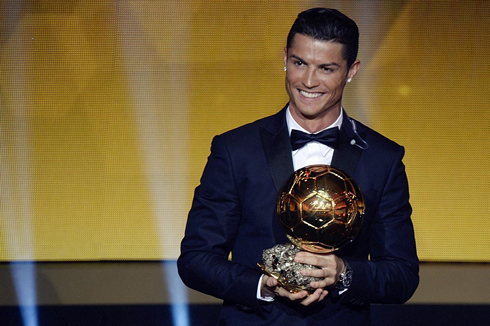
[296,254,338,273]
[294,251,323,266]
[299,288,323,306]
[309,279,329,289]
[319,289,329,301]
[300,266,338,288]
[265,276,278,288]
[301,267,327,278]
[275,287,308,300]
[311,272,338,288]
[299,268,330,286]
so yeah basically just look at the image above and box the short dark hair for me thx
[286,8,359,68]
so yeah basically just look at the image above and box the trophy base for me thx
[258,243,322,294]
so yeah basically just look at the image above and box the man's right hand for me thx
[260,274,329,306]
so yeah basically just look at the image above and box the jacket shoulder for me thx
[354,119,403,152]
[218,109,285,142]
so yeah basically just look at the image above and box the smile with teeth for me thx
[299,90,323,98]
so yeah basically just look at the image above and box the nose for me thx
[302,67,319,88]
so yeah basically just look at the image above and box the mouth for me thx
[299,90,323,98]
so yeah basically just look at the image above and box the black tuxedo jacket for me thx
[178,106,419,325]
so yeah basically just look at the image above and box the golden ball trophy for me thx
[258,165,365,293]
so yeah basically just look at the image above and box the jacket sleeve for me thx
[338,146,419,305]
[177,134,264,312]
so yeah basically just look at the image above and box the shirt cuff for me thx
[256,274,275,302]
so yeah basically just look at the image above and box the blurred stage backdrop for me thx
[1,0,489,325]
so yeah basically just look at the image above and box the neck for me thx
[290,107,341,133]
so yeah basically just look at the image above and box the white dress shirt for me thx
[287,106,343,170]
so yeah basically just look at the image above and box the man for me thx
[178,8,419,325]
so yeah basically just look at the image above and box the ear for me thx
[347,59,361,80]
[283,47,288,67]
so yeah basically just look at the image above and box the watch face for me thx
[343,269,353,286]
[336,267,353,290]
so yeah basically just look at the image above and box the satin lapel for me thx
[260,124,294,192]
[259,108,293,244]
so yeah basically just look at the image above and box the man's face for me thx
[284,34,359,131]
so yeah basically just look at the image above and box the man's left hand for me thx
[294,251,345,290]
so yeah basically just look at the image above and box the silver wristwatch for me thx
[335,260,353,290]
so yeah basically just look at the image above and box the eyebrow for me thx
[289,54,342,68]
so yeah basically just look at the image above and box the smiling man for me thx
[178,8,419,325]
[284,33,359,133]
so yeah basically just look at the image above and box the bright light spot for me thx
[398,85,411,96]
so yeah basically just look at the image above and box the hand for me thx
[260,274,329,306]
[294,251,345,290]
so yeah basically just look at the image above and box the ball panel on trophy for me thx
[295,177,315,195]
[302,195,334,227]
[315,171,346,196]
[278,194,302,228]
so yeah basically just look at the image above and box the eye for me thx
[293,60,305,66]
